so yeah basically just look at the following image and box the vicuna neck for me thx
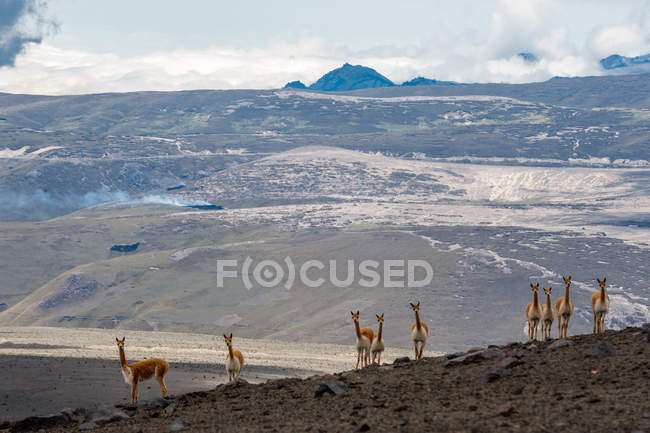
[533,291,539,306]
[565,284,570,300]
[415,310,422,329]
[227,344,234,358]
[118,346,128,369]
[354,320,362,339]
[377,322,383,341]
[545,293,552,308]
[600,285,606,300]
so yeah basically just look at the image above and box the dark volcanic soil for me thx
[3,326,649,433]
[0,356,312,422]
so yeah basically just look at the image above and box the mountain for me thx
[600,53,650,73]
[283,80,307,89]
[308,63,394,91]
[401,76,458,86]
[517,52,538,63]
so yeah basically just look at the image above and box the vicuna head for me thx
[115,337,125,348]
[409,301,421,312]
[563,276,571,287]
[350,311,360,321]
[543,287,552,296]
[223,333,233,347]
[597,278,607,289]
[530,283,539,292]
[376,313,384,324]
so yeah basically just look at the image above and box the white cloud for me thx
[0,1,649,94]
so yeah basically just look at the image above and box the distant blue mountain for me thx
[517,52,537,63]
[309,63,394,91]
[600,53,650,70]
[401,77,458,86]
[283,80,307,89]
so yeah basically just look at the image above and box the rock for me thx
[215,378,249,391]
[359,423,371,432]
[169,421,186,431]
[9,413,72,432]
[496,403,516,417]
[527,343,539,352]
[494,356,523,370]
[591,340,616,358]
[444,348,501,367]
[393,356,410,364]
[314,381,349,397]
[444,351,465,360]
[163,404,177,416]
[84,405,129,426]
[78,421,99,431]
[478,367,512,384]
[548,339,574,350]
[340,370,356,378]
[137,397,171,408]
[467,347,484,353]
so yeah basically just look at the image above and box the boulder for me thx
[591,340,616,358]
[548,339,574,350]
[315,381,349,397]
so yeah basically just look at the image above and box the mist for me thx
[0,186,214,221]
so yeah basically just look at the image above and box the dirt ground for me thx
[2,325,649,433]
[0,355,310,422]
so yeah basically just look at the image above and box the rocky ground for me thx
[2,325,649,433]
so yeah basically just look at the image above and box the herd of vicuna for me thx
[525,276,611,341]
[114,277,611,404]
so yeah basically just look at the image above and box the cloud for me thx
[0,0,57,67]
[0,1,648,94]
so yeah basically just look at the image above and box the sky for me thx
[0,0,649,95]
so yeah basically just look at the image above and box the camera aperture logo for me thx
[217,258,433,290]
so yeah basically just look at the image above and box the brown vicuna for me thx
[555,276,574,339]
[410,301,429,360]
[525,283,543,341]
[370,313,385,364]
[591,278,610,334]
[351,311,374,370]
[115,337,169,404]
[540,287,555,341]
[223,333,244,381]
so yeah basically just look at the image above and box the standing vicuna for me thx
[525,283,543,341]
[223,333,244,382]
[351,311,374,370]
[591,278,610,334]
[410,301,429,360]
[540,287,555,341]
[115,337,169,404]
[555,276,574,339]
[370,313,385,364]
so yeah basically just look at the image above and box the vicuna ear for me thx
[409,303,414,308]
[223,334,227,338]
[376,314,379,319]
[122,337,125,342]
[603,278,606,284]
[417,301,420,307]
[356,310,359,315]
[116,337,119,343]
[530,283,534,288]
[229,333,233,338]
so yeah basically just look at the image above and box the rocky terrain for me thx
[2,325,648,432]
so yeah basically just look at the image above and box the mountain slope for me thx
[11,325,650,433]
